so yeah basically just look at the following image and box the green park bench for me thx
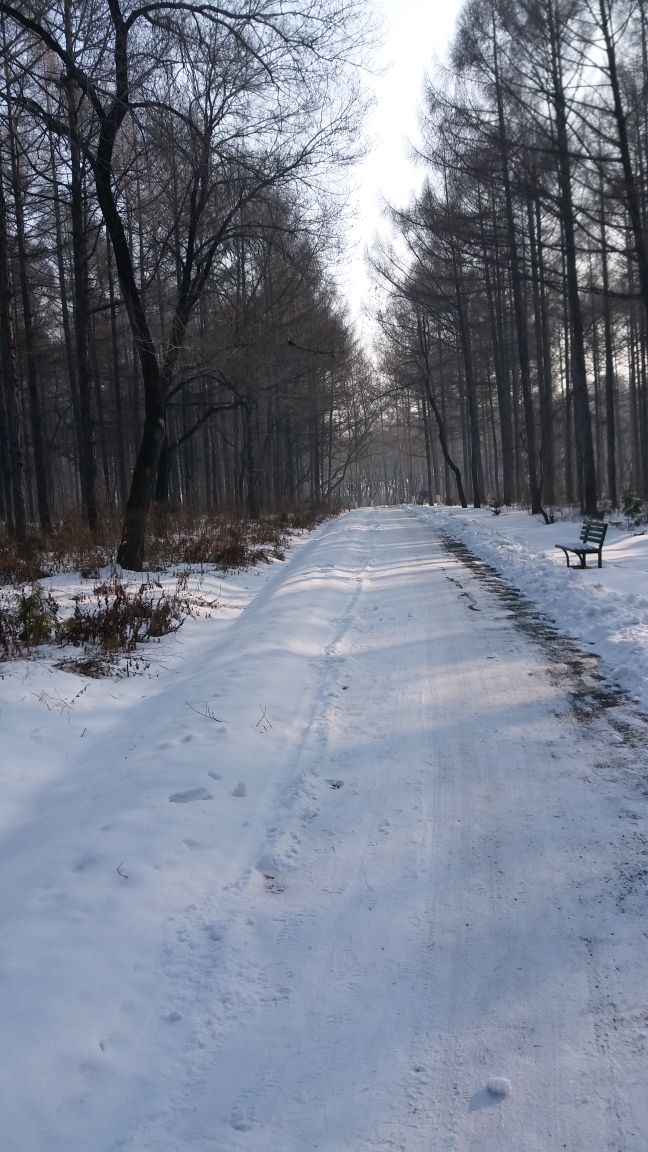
[555,517,608,569]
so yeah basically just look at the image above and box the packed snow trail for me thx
[1,507,648,1150]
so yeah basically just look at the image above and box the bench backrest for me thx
[580,518,608,545]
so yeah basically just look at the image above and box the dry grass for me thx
[0,571,191,670]
[61,572,191,652]
[0,505,332,671]
[0,515,115,585]
[57,571,194,676]
[0,506,330,586]
[145,506,328,569]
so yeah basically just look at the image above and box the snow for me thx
[487,1077,512,1097]
[413,503,648,711]
[1,507,648,1149]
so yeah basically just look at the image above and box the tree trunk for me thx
[244,400,260,519]
[454,273,483,507]
[437,325,451,501]
[549,0,597,514]
[527,189,552,506]
[117,403,167,569]
[154,435,171,503]
[421,393,436,501]
[91,313,111,508]
[49,128,86,504]
[65,0,98,536]
[492,26,543,516]
[90,111,166,566]
[106,235,128,506]
[600,188,617,505]
[0,158,25,541]
[482,199,515,504]
[0,369,12,532]
[6,104,51,534]
[599,0,648,331]
[535,195,555,505]
[487,366,501,502]
[417,312,468,507]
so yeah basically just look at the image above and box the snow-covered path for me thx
[2,507,648,1151]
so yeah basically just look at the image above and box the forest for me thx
[371,0,648,520]
[0,0,647,568]
[0,0,375,569]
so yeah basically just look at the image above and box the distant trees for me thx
[372,0,648,514]
[0,0,373,566]
[7,0,647,532]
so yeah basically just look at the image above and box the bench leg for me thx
[598,552,602,568]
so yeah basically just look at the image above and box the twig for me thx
[256,705,272,730]
[32,684,88,721]
[186,701,223,722]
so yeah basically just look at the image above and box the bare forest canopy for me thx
[0,0,377,569]
[3,1,647,565]
[369,0,648,521]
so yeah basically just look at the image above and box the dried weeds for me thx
[0,506,333,673]
[0,506,331,587]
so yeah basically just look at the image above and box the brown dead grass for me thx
[0,570,192,672]
[0,506,332,587]
[0,506,333,672]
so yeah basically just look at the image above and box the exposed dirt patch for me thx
[440,532,648,748]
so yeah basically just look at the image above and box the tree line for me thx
[0,0,376,568]
[372,0,648,517]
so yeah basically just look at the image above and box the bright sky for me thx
[341,0,465,338]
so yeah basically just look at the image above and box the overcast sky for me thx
[340,0,465,335]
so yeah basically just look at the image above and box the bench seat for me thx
[555,518,608,569]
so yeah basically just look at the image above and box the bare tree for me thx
[0,0,368,564]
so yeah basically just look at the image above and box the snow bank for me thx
[412,505,648,710]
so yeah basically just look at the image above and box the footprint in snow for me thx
[469,1079,511,1111]
[232,782,247,797]
[231,1108,252,1132]
[168,788,212,803]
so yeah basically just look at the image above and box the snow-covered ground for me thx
[413,503,648,712]
[2,507,648,1150]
